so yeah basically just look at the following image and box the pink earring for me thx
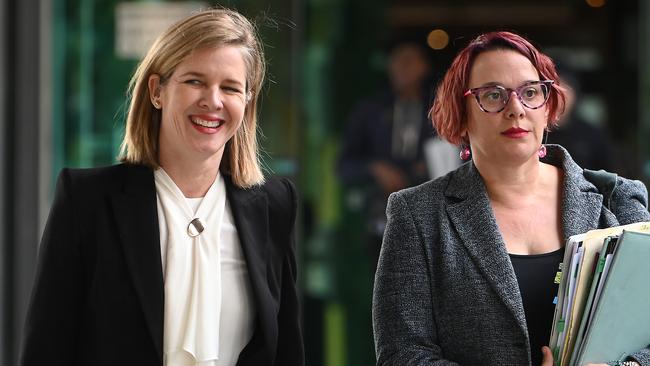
[460,146,471,161]
[537,145,547,158]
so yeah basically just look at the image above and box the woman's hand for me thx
[541,346,554,366]
[540,346,640,366]
[370,161,408,195]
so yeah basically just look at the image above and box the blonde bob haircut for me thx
[119,8,266,188]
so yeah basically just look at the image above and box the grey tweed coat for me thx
[373,145,650,366]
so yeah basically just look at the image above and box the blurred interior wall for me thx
[0,0,7,361]
[1,0,43,365]
[641,0,650,181]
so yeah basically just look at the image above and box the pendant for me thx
[187,218,205,237]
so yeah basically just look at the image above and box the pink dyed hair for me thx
[430,31,566,145]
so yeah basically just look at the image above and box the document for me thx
[573,230,650,365]
[550,234,585,360]
[550,222,650,365]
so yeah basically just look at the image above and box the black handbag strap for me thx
[583,168,618,210]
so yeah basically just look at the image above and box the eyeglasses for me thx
[463,80,554,113]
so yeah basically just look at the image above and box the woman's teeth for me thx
[191,118,222,128]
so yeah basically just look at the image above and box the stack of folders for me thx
[549,222,650,366]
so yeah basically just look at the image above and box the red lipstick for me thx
[189,114,224,134]
[501,127,528,138]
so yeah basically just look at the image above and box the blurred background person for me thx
[332,38,444,366]
[547,67,623,173]
[337,39,437,273]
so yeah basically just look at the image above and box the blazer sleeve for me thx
[372,192,459,366]
[610,176,650,224]
[628,345,650,366]
[19,169,84,365]
[273,178,305,366]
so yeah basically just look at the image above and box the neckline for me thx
[508,246,564,258]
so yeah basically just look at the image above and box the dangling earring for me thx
[537,129,548,158]
[460,145,471,161]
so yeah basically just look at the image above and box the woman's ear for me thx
[148,74,162,109]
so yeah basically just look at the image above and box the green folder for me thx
[573,230,650,365]
[569,236,617,366]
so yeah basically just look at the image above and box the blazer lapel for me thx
[543,145,606,238]
[560,174,603,239]
[110,165,164,360]
[224,176,272,358]
[445,163,527,334]
[443,146,609,340]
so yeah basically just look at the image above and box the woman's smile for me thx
[190,114,225,134]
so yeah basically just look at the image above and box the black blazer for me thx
[19,164,304,366]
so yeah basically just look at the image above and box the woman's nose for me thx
[504,90,525,119]
[199,88,224,109]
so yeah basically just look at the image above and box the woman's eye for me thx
[484,90,503,101]
[223,86,243,94]
[522,87,538,99]
[184,79,202,86]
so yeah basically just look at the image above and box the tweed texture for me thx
[373,145,650,366]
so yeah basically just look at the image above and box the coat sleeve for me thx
[274,178,305,366]
[610,176,650,224]
[372,192,459,365]
[19,169,84,365]
[628,345,650,366]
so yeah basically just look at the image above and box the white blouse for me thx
[154,169,256,366]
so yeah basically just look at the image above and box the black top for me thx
[510,248,564,366]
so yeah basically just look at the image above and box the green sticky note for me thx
[597,257,605,273]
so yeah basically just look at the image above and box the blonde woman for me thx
[20,8,303,366]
